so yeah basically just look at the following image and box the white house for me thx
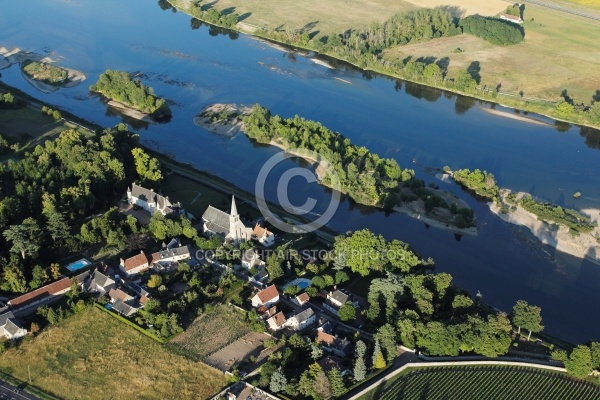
[267,311,287,331]
[252,223,275,247]
[119,251,150,276]
[241,249,265,270]
[0,310,27,340]
[285,308,316,331]
[150,245,191,268]
[127,183,185,216]
[251,285,279,308]
[202,196,251,243]
[323,290,358,316]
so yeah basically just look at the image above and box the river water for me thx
[1,0,599,343]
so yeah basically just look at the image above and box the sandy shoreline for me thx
[0,46,86,91]
[107,100,155,123]
[490,190,600,265]
[480,107,551,126]
[196,103,478,236]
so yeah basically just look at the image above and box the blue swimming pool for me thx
[283,278,311,291]
[65,258,91,272]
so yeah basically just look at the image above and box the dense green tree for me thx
[459,15,524,45]
[512,300,544,340]
[1,262,28,293]
[334,270,350,284]
[353,354,367,381]
[269,369,287,393]
[338,302,356,322]
[452,294,474,310]
[328,367,346,398]
[375,324,398,363]
[3,217,42,259]
[90,69,170,115]
[590,342,600,370]
[30,265,49,289]
[132,147,162,182]
[556,101,575,119]
[565,345,593,378]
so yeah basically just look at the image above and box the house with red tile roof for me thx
[119,250,150,276]
[267,311,287,331]
[251,284,279,308]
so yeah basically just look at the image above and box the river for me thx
[1,0,599,343]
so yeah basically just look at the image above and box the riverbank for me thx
[197,103,478,236]
[490,190,600,266]
[0,46,86,93]
[165,0,600,131]
[107,100,155,123]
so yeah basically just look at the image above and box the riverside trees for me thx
[512,300,544,340]
[90,70,171,117]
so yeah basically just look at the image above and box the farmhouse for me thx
[202,196,251,243]
[267,311,287,331]
[0,309,27,340]
[127,183,186,216]
[285,308,316,331]
[251,223,275,247]
[7,271,91,314]
[251,285,279,308]
[499,13,523,24]
[119,250,150,276]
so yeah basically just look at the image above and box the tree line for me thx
[90,70,171,117]
[242,104,413,207]
[459,15,525,45]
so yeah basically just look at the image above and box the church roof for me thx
[202,205,231,236]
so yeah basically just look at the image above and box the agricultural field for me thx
[0,307,227,400]
[205,331,270,371]
[169,304,252,360]
[382,2,600,100]
[358,365,600,400]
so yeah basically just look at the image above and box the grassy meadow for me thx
[0,307,227,400]
[178,0,600,106]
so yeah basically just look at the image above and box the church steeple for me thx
[231,195,238,218]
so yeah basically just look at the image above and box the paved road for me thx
[0,379,41,400]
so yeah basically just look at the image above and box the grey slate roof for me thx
[292,308,315,324]
[252,269,268,282]
[4,319,23,336]
[0,310,16,327]
[156,245,191,260]
[202,206,231,236]
[112,299,138,317]
[131,184,173,211]
[91,270,115,291]
[330,290,349,305]
[166,238,181,249]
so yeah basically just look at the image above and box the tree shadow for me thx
[415,56,437,65]
[220,6,236,16]
[579,126,600,150]
[467,61,481,85]
[592,89,600,103]
[238,12,252,22]
[561,89,574,104]
[157,0,173,11]
[201,0,218,11]
[435,5,466,18]
[300,21,319,33]
[455,96,476,115]
[308,30,320,40]
[436,57,450,75]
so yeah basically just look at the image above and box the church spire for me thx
[231,195,238,218]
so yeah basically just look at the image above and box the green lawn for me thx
[358,365,600,400]
[0,307,227,400]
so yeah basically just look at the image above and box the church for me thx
[202,195,252,243]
